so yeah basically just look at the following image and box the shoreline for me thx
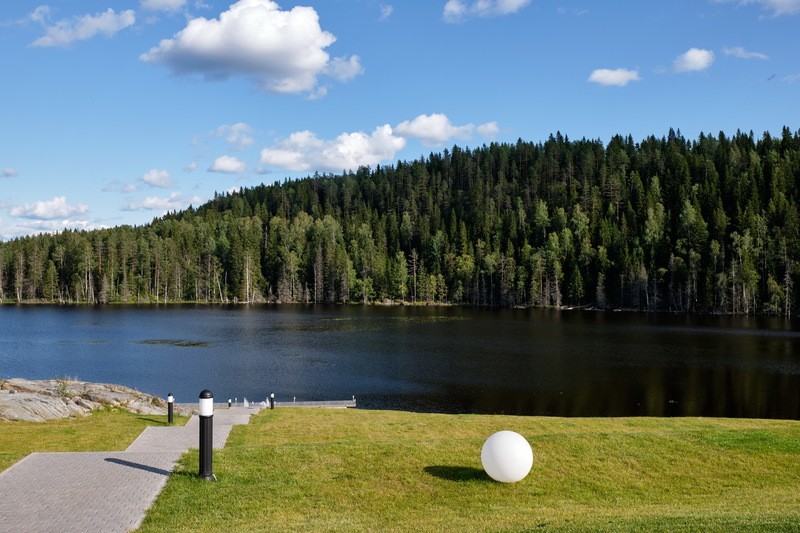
[0,299,792,319]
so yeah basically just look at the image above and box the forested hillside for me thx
[2,128,799,316]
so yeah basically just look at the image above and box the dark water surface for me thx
[1,305,799,419]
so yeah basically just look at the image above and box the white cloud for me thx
[9,196,89,220]
[261,125,406,172]
[214,123,254,150]
[396,113,472,145]
[723,46,769,60]
[140,0,362,95]
[29,6,50,24]
[380,4,394,20]
[395,113,498,146]
[673,48,715,72]
[759,0,800,14]
[184,161,198,172]
[443,0,530,22]
[476,121,500,138]
[715,0,800,16]
[102,180,140,193]
[123,192,204,212]
[2,167,19,177]
[0,218,98,239]
[141,168,173,188]
[209,155,247,173]
[32,8,135,48]
[588,68,642,86]
[141,0,187,11]
[324,55,364,82]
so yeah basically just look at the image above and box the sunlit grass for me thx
[139,409,800,532]
[0,409,188,473]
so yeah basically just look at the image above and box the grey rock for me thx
[0,379,173,422]
[0,393,89,421]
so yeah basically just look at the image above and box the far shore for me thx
[0,298,791,319]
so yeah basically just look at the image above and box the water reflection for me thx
[1,305,798,419]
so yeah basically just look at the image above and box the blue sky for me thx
[1,0,798,239]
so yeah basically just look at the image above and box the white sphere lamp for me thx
[481,430,534,483]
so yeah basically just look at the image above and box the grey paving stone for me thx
[0,406,263,533]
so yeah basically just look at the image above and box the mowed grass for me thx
[0,410,187,472]
[139,409,800,532]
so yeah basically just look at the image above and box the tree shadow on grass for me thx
[424,465,492,483]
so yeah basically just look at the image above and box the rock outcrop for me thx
[0,378,170,422]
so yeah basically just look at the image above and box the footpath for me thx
[0,405,261,533]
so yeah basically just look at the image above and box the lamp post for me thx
[199,389,216,481]
[167,393,174,425]
[270,392,275,409]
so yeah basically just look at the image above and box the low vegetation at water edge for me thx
[139,409,800,532]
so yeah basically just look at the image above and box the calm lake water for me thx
[1,305,799,419]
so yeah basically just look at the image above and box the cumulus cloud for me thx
[31,8,135,48]
[260,125,406,172]
[588,68,642,86]
[395,113,499,146]
[477,121,500,138]
[443,0,530,22]
[9,196,89,220]
[380,4,394,20]
[2,167,19,177]
[123,192,204,212]
[140,0,362,95]
[141,168,173,188]
[184,161,199,172]
[673,48,715,72]
[723,46,769,60]
[0,218,98,239]
[259,114,500,172]
[214,123,254,150]
[141,0,187,11]
[209,155,247,173]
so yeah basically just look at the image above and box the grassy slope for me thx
[0,410,186,472]
[139,409,800,532]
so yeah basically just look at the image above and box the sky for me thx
[1,0,799,240]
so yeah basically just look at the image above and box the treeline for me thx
[1,128,799,316]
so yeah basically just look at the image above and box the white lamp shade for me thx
[199,396,214,417]
[481,430,534,483]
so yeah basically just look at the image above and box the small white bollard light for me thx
[481,430,534,483]
[270,392,275,410]
[199,389,216,481]
[167,392,174,425]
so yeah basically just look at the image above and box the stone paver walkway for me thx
[0,406,261,533]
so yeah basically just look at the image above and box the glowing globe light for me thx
[481,430,534,483]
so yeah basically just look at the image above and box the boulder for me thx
[0,378,175,422]
[0,393,89,421]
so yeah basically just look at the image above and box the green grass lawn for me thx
[0,409,187,473]
[138,409,800,532]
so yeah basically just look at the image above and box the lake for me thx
[1,305,799,419]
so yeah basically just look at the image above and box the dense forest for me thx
[2,128,799,317]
